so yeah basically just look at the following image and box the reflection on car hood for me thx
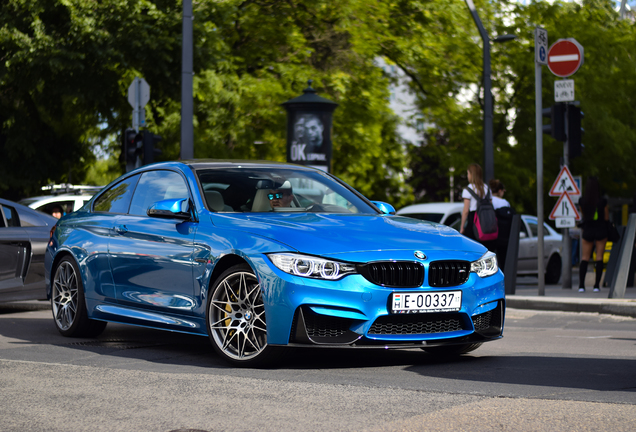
[211,213,483,255]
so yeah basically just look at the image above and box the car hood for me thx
[210,213,483,256]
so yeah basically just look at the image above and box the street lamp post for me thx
[464,0,515,182]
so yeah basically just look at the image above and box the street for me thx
[1,302,635,431]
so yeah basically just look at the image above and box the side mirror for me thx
[147,198,191,220]
[371,201,396,215]
[519,232,527,239]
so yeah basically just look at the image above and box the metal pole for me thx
[562,105,572,288]
[535,57,545,296]
[465,0,494,183]
[180,0,194,160]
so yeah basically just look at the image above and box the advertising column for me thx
[282,81,338,172]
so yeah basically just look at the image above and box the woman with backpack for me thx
[460,163,497,252]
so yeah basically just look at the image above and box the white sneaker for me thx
[578,287,585,292]
[593,287,600,292]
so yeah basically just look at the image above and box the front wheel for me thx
[545,254,562,285]
[207,264,282,367]
[51,257,107,337]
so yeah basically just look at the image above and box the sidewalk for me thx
[508,270,636,318]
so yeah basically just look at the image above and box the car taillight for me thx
[49,225,56,246]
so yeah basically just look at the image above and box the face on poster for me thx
[291,113,329,164]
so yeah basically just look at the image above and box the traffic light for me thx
[142,131,162,165]
[542,103,566,141]
[567,104,584,159]
[123,128,142,172]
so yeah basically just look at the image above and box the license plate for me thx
[391,291,462,314]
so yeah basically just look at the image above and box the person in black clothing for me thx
[489,179,515,271]
[578,176,609,292]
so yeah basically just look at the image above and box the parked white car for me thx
[397,203,563,283]
[19,184,102,218]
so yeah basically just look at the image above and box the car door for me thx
[109,169,198,315]
[517,218,536,272]
[0,204,28,293]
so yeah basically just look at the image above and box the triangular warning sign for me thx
[549,192,581,221]
[549,166,581,197]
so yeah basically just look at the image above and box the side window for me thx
[0,205,21,227]
[93,175,140,213]
[128,171,189,216]
[444,213,461,227]
[527,221,539,237]
[543,224,550,236]
[519,221,529,238]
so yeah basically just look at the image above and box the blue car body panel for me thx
[46,160,505,350]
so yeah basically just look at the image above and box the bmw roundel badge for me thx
[414,251,427,260]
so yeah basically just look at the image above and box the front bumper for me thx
[254,253,506,347]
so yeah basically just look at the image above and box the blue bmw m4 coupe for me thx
[46,160,505,366]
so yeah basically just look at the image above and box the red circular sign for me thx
[547,39,584,78]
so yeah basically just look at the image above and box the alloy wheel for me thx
[208,271,268,362]
[52,261,79,331]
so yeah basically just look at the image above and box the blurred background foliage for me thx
[1,0,634,216]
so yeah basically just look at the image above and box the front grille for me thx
[472,311,493,331]
[368,313,464,335]
[428,261,470,287]
[360,261,424,287]
[304,311,351,339]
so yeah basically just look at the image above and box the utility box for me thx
[282,80,338,172]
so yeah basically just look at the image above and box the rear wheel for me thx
[51,257,107,337]
[422,343,482,356]
[207,264,282,367]
[545,254,562,285]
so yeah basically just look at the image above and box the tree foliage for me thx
[1,0,636,218]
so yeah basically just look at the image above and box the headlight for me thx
[470,251,499,278]
[268,253,357,280]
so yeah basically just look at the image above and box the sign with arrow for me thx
[549,166,581,197]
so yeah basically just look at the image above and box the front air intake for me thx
[359,261,424,288]
[428,261,470,287]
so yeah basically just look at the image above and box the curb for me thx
[507,296,636,318]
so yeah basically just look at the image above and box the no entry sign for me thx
[547,38,584,77]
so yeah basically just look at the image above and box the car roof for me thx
[181,159,322,171]
[396,202,464,215]
[0,197,58,225]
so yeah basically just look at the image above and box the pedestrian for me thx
[460,163,496,252]
[489,179,515,270]
[578,176,609,292]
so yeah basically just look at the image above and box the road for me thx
[1,302,635,431]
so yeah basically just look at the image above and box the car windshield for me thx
[196,167,377,214]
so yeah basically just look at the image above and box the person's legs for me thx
[593,239,608,290]
[579,239,594,291]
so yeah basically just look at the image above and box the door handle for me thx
[115,225,128,234]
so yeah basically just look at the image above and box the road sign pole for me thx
[180,0,194,160]
[562,105,572,289]
[535,27,547,296]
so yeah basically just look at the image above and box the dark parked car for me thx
[46,160,505,366]
[0,198,57,303]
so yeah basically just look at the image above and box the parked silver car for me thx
[0,198,57,302]
[396,203,563,283]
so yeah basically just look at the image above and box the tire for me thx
[51,257,107,337]
[545,254,562,285]
[207,264,282,367]
[422,343,482,356]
